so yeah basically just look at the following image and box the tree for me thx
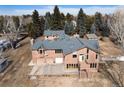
[108,9,124,47]
[51,5,63,30]
[66,13,73,22]
[40,17,45,34]
[76,8,86,37]
[64,21,75,35]
[45,12,51,30]
[0,16,4,33]
[64,13,75,35]
[12,16,20,31]
[101,61,124,87]
[94,12,103,30]
[94,12,110,36]
[61,13,65,29]
[25,23,35,37]
[85,15,94,33]
[32,10,43,38]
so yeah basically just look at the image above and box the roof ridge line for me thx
[76,37,86,47]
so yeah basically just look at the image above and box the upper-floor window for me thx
[73,55,77,58]
[79,54,85,62]
[39,49,44,54]
[87,49,89,53]
[55,49,62,53]
[86,55,88,59]
[96,54,98,59]
[40,50,42,54]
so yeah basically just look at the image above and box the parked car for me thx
[0,57,9,73]
[0,40,11,51]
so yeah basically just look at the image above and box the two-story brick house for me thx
[31,30,100,78]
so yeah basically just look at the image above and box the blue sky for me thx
[0,5,121,15]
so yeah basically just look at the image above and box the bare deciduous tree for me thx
[108,9,124,47]
[101,62,124,87]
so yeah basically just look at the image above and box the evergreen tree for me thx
[85,15,94,33]
[61,13,65,29]
[101,14,110,37]
[51,5,63,30]
[66,13,73,22]
[25,23,35,37]
[64,21,75,35]
[94,12,110,36]
[76,8,86,37]
[94,12,103,31]
[40,17,45,34]
[45,12,51,30]
[64,13,75,35]
[32,10,43,38]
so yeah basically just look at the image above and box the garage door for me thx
[55,58,63,63]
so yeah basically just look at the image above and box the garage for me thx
[55,58,63,64]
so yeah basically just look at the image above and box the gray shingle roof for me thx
[32,36,99,55]
[86,34,98,39]
[44,30,65,36]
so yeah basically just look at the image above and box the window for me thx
[87,55,88,59]
[55,49,62,53]
[73,55,77,58]
[82,56,85,60]
[66,64,78,69]
[90,63,97,68]
[39,49,44,54]
[96,54,98,59]
[67,64,68,68]
[76,64,79,68]
[39,50,42,54]
[94,63,97,68]
[79,54,85,62]
[90,63,93,68]
[87,49,89,53]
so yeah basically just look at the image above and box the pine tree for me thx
[66,13,73,22]
[85,15,94,33]
[32,10,43,38]
[94,12,110,36]
[40,17,45,34]
[94,12,103,31]
[101,14,110,37]
[64,13,75,35]
[26,23,35,37]
[77,8,86,37]
[61,13,65,29]
[45,12,51,30]
[51,5,63,30]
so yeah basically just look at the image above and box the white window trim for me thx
[79,54,86,62]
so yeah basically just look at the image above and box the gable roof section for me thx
[77,38,100,53]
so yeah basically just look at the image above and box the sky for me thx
[0,5,122,16]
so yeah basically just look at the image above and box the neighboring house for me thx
[31,30,100,78]
[84,34,98,40]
